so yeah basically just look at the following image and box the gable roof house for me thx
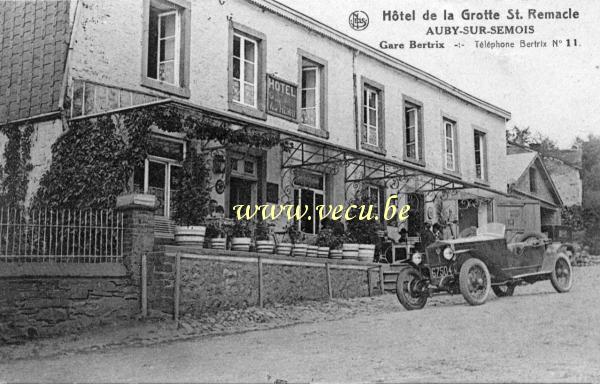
[1,0,513,240]
[496,143,563,238]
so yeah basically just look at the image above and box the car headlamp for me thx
[411,252,422,265]
[442,246,454,260]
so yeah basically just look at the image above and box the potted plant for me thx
[285,224,307,257]
[255,219,275,254]
[344,193,381,262]
[205,221,226,250]
[306,238,319,258]
[171,147,211,247]
[315,219,344,258]
[229,219,252,252]
[275,223,293,256]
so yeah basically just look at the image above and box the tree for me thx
[171,147,212,226]
[506,125,558,155]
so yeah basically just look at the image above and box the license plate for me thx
[431,265,455,279]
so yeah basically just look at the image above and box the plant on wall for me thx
[171,147,212,226]
[33,105,284,210]
[0,122,34,207]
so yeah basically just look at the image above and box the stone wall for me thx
[0,269,138,343]
[149,247,377,316]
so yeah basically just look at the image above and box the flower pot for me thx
[358,244,376,262]
[276,242,293,256]
[292,243,308,257]
[329,249,343,259]
[174,226,206,247]
[317,246,330,258]
[209,237,227,250]
[231,237,251,252]
[255,240,275,254]
[342,243,360,260]
[306,245,318,258]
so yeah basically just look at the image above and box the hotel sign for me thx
[267,75,297,121]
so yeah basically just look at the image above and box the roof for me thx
[246,0,511,121]
[543,149,583,169]
[505,152,537,184]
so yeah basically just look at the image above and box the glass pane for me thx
[445,123,453,138]
[169,165,183,218]
[407,143,415,159]
[303,89,315,108]
[301,108,316,126]
[368,127,377,145]
[160,38,175,61]
[446,153,454,169]
[244,39,255,62]
[446,138,453,154]
[303,68,316,88]
[474,134,481,151]
[232,57,240,79]
[160,13,176,38]
[368,91,377,108]
[406,127,415,143]
[244,161,254,174]
[244,84,255,105]
[244,62,255,83]
[148,161,166,216]
[406,109,415,127]
[233,35,240,57]
[368,108,376,126]
[232,79,240,102]
[159,62,174,83]
[133,165,145,193]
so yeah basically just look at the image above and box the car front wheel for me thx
[396,268,428,310]
[459,258,491,306]
[550,254,573,293]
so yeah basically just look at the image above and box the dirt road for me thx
[1,267,599,383]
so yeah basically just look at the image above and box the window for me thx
[133,136,185,217]
[300,65,320,128]
[529,167,537,193]
[444,119,457,172]
[364,87,379,146]
[404,98,424,163]
[232,34,258,107]
[298,50,328,137]
[474,130,487,181]
[228,23,266,119]
[294,171,325,234]
[142,0,190,97]
[360,77,385,153]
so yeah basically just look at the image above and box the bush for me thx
[315,227,342,250]
[344,193,383,245]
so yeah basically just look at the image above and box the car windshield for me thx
[476,223,505,238]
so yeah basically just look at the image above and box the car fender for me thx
[540,243,568,273]
[454,249,505,279]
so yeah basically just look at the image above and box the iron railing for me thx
[0,207,123,263]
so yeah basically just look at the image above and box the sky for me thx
[277,0,600,148]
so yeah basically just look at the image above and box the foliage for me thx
[0,123,34,207]
[506,125,558,155]
[561,205,584,232]
[315,227,342,249]
[344,192,383,245]
[205,221,226,238]
[171,147,212,226]
[33,105,283,210]
[229,219,252,238]
[580,134,600,253]
[283,223,303,244]
[254,219,272,241]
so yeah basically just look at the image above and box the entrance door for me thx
[458,200,479,233]
[229,177,253,217]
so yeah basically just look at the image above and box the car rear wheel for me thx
[396,268,428,310]
[492,283,515,297]
[550,254,573,293]
[459,258,491,306]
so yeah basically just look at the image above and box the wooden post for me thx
[367,269,373,297]
[174,253,181,321]
[141,253,147,318]
[379,264,385,294]
[258,256,263,308]
[325,262,332,299]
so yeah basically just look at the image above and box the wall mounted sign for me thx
[267,74,297,121]
[214,179,225,194]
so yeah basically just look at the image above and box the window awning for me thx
[69,97,510,202]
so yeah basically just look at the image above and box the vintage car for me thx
[395,223,573,310]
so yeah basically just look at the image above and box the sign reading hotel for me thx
[267,75,297,121]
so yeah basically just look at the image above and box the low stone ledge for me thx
[0,262,128,278]
[157,245,381,269]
